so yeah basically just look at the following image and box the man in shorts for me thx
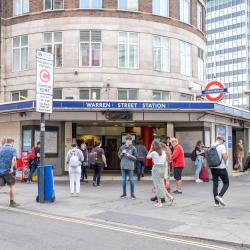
[0,138,19,207]
[171,138,185,194]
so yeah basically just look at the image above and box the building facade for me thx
[206,0,249,109]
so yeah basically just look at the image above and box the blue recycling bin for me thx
[36,165,55,203]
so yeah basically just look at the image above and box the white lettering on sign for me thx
[86,102,111,108]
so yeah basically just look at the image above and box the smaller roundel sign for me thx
[203,81,227,102]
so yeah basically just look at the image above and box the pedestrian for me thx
[194,140,205,183]
[147,140,174,208]
[27,141,41,184]
[209,136,229,207]
[80,142,89,183]
[66,142,84,196]
[166,136,174,153]
[118,134,137,199]
[91,141,107,187]
[0,138,19,207]
[243,152,250,172]
[234,140,244,171]
[135,139,148,181]
[170,138,185,194]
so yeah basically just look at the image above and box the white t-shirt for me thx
[148,151,167,165]
[212,143,227,169]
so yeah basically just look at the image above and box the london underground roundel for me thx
[202,81,228,102]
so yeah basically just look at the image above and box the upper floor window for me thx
[12,35,28,72]
[153,90,170,101]
[152,0,169,17]
[118,0,138,11]
[11,90,28,101]
[13,0,29,16]
[180,41,192,76]
[198,48,205,81]
[118,89,138,100]
[53,88,63,99]
[80,30,102,67]
[118,32,139,69]
[44,0,64,10]
[43,32,63,68]
[180,0,190,24]
[153,36,170,72]
[80,88,101,100]
[80,0,102,9]
[197,1,203,31]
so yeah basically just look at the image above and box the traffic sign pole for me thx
[39,112,45,203]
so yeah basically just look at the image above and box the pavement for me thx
[0,172,250,249]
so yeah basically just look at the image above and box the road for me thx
[0,207,244,250]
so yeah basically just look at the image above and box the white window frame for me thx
[118,0,138,11]
[79,0,102,9]
[43,32,63,68]
[118,32,139,69]
[13,0,29,16]
[197,1,203,31]
[11,90,28,102]
[152,90,170,101]
[180,41,192,76]
[118,88,138,100]
[152,0,169,17]
[12,35,28,72]
[180,0,190,24]
[79,88,101,100]
[79,30,102,67]
[43,0,64,10]
[153,35,170,72]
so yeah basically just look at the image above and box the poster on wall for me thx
[215,125,226,140]
[121,133,136,145]
[23,130,32,151]
[175,131,203,154]
[35,130,58,154]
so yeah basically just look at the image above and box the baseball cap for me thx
[216,136,225,142]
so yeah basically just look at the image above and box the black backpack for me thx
[206,145,222,168]
[190,149,196,161]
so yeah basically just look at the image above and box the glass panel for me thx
[13,37,20,48]
[80,0,90,8]
[54,0,63,9]
[92,0,102,9]
[162,91,170,100]
[44,44,53,54]
[119,32,128,43]
[152,0,160,15]
[13,49,20,71]
[12,92,20,101]
[23,0,30,13]
[161,0,168,16]
[118,90,127,100]
[119,44,127,68]
[91,89,100,100]
[44,33,52,44]
[154,48,161,71]
[21,47,28,70]
[53,88,62,99]
[14,0,21,16]
[80,89,89,99]
[153,91,161,100]
[118,0,127,9]
[54,32,62,43]
[55,44,62,67]
[92,43,101,66]
[80,43,90,66]
[128,89,137,100]
[44,0,52,10]
[21,35,28,46]
[129,44,138,68]
[20,90,28,100]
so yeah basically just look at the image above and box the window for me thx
[13,0,29,16]
[153,90,170,101]
[80,0,102,9]
[118,0,138,11]
[44,0,64,10]
[118,89,138,100]
[118,32,139,69]
[11,90,28,101]
[197,1,203,31]
[53,88,62,99]
[179,93,193,101]
[12,35,28,72]
[152,0,169,17]
[80,89,101,100]
[180,0,190,24]
[43,32,62,68]
[153,36,170,72]
[198,48,204,81]
[80,30,102,67]
[180,41,192,76]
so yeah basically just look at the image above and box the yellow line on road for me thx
[0,205,233,250]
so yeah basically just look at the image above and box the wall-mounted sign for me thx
[202,81,228,102]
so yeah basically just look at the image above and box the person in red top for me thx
[171,138,185,194]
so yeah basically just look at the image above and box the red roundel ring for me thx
[205,81,224,102]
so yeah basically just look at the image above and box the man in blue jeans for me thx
[118,134,137,199]
[135,139,148,181]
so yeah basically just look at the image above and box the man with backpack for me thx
[90,141,107,187]
[207,136,229,207]
[66,142,84,196]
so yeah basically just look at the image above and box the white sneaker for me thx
[195,179,203,183]
[215,196,226,206]
[154,203,163,208]
[214,203,220,207]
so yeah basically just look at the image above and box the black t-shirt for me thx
[35,146,40,164]
[195,147,205,157]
